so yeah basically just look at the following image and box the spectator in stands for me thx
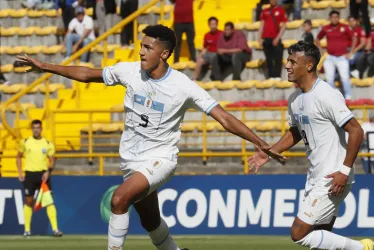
[350,0,371,38]
[258,0,287,80]
[192,17,222,81]
[255,0,269,21]
[278,0,302,20]
[63,6,95,62]
[120,0,138,48]
[356,28,374,78]
[361,111,374,173]
[302,19,314,44]
[316,11,354,100]
[171,0,196,63]
[348,16,367,78]
[95,0,116,39]
[56,0,79,31]
[211,22,251,81]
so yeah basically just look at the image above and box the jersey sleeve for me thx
[187,81,219,115]
[287,96,297,127]
[280,8,288,23]
[102,62,138,87]
[321,91,353,127]
[19,139,26,153]
[47,141,55,157]
[317,26,326,40]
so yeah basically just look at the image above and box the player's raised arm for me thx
[15,55,104,83]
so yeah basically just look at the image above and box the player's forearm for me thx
[271,127,302,153]
[41,63,103,83]
[343,126,364,167]
[49,157,55,169]
[16,157,23,175]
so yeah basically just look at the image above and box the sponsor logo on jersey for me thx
[312,199,318,207]
[153,160,163,169]
[304,212,313,218]
[42,148,47,154]
[340,27,345,32]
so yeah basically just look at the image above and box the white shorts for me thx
[297,184,352,225]
[120,158,177,196]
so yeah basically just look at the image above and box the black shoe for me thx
[52,230,63,237]
[23,231,31,237]
[181,248,189,250]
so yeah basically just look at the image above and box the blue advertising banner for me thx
[0,175,373,236]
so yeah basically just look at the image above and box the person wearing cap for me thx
[361,111,374,173]
[63,6,96,62]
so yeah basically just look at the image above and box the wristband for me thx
[48,168,53,174]
[339,165,351,176]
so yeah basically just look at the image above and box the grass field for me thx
[0,235,304,250]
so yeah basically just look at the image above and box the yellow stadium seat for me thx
[319,39,327,48]
[310,1,331,9]
[186,61,196,70]
[330,1,346,8]
[28,85,41,94]
[13,66,31,73]
[219,101,232,108]
[171,61,188,70]
[370,0,374,6]
[312,19,329,28]
[0,27,19,36]
[111,104,125,112]
[356,78,374,87]
[2,84,27,94]
[24,46,46,54]
[247,41,261,50]
[0,46,10,54]
[8,103,36,112]
[283,40,298,49]
[197,81,218,90]
[302,1,310,9]
[85,7,94,16]
[255,79,274,89]
[81,123,102,133]
[234,23,247,30]
[275,81,294,89]
[17,27,37,36]
[27,9,44,18]
[246,59,264,68]
[35,26,57,36]
[245,121,260,130]
[9,9,27,18]
[236,80,257,90]
[0,85,7,92]
[101,123,121,133]
[0,9,11,18]
[274,121,290,131]
[215,81,237,90]
[6,46,25,55]
[138,24,148,32]
[45,9,57,17]
[256,121,276,131]
[181,122,199,132]
[246,22,261,31]
[286,20,304,29]
[94,44,121,53]
[350,78,361,86]
[152,5,174,14]
[197,122,217,132]
[39,83,66,93]
[77,62,95,68]
[0,64,14,73]
[102,58,119,67]
[42,45,63,54]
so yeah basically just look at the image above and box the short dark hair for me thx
[142,24,176,58]
[208,16,218,23]
[347,15,356,20]
[31,119,42,126]
[288,41,321,71]
[329,10,340,16]
[303,19,312,26]
[224,21,234,29]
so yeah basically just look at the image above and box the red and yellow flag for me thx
[34,181,54,212]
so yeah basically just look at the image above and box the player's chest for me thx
[291,96,320,127]
[26,143,47,155]
[326,27,347,39]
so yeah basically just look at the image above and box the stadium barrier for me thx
[0,175,373,236]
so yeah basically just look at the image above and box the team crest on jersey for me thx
[145,98,152,108]
[274,11,279,16]
[340,27,345,32]
[42,148,47,154]
[153,160,163,169]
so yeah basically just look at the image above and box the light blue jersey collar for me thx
[145,65,172,82]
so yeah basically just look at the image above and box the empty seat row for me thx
[0,83,65,94]
[1,26,58,36]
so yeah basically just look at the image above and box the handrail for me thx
[1,0,164,139]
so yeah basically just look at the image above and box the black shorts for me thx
[23,171,52,197]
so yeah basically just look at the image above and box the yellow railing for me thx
[0,0,166,140]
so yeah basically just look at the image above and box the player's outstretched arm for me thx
[16,55,104,83]
[209,105,287,165]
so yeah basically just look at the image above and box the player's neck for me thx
[147,63,169,80]
[33,136,42,140]
[298,75,319,93]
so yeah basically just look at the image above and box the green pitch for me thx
[0,235,303,250]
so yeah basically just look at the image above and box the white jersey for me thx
[102,62,218,162]
[288,79,354,192]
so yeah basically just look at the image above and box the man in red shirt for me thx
[356,28,374,78]
[170,0,196,63]
[316,11,355,99]
[211,22,251,81]
[258,0,288,80]
[348,15,366,78]
[192,16,222,81]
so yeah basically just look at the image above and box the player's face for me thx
[208,20,218,32]
[285,52,310,82]
[32,124,42,138]
[139,36,170,72]
[330,14,339,25]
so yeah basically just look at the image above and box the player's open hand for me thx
[15,54,44,73]
[326,172,348,196]
[247,145,270,174]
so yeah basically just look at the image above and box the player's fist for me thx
[42,172,50,181]
[326,172,348,196]
[18,175,25,182]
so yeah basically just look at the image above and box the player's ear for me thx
[306,61,314,72]
[160,49,170,60]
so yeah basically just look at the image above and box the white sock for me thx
[148,218,180,250]
[296,230,364,250]
[108,212,129,250]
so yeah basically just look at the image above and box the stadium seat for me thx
[274,121,290,131]
[196,81,217,90]
[81,123,102,133]
[286,20,305,29]
[310,1,330,9]
[181,122,199,132]
[246,59,264,68]
[6,46,25,55]
[39,83,66,93]
[36,26,57,36]
[101,123,121,133]
[0,27,18,36]
[24,46,46,55]
[111,104,125,112]
[255,79,274,89]
[42,45,63,54]
[9,9,27,18]
[18,27,37,36]
[0,64,14,73]
[171,61,188,70]
[2,84,27,94]
[245,121,260,129]
[8,103,36,112]
[256,121,277,131]
[27,9,44,18]
[45,9,58,17]
[235,80,257,90]
[94,44,121,53]
[215,81,237,90]
[186,61,196,70]
[275,81,294,89]
[0,9,11,18]
[247,41,261,50]
[330,1,346,8]
[355,78,374,87]
[283,40,298,49]
[312,19,329,28]
[13,66,31,73]
[219,101,232,108]
[152,5,174,14]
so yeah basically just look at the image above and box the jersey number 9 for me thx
[301,130,309,145]
[139,114,149,128]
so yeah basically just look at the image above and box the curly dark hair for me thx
[142,24,177,58]
[288,41,321,71]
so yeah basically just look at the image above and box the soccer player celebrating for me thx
[16,120,63,237]
[248,41,373,250]
[16,25,285,250]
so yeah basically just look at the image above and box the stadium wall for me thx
[0,175,373,236]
